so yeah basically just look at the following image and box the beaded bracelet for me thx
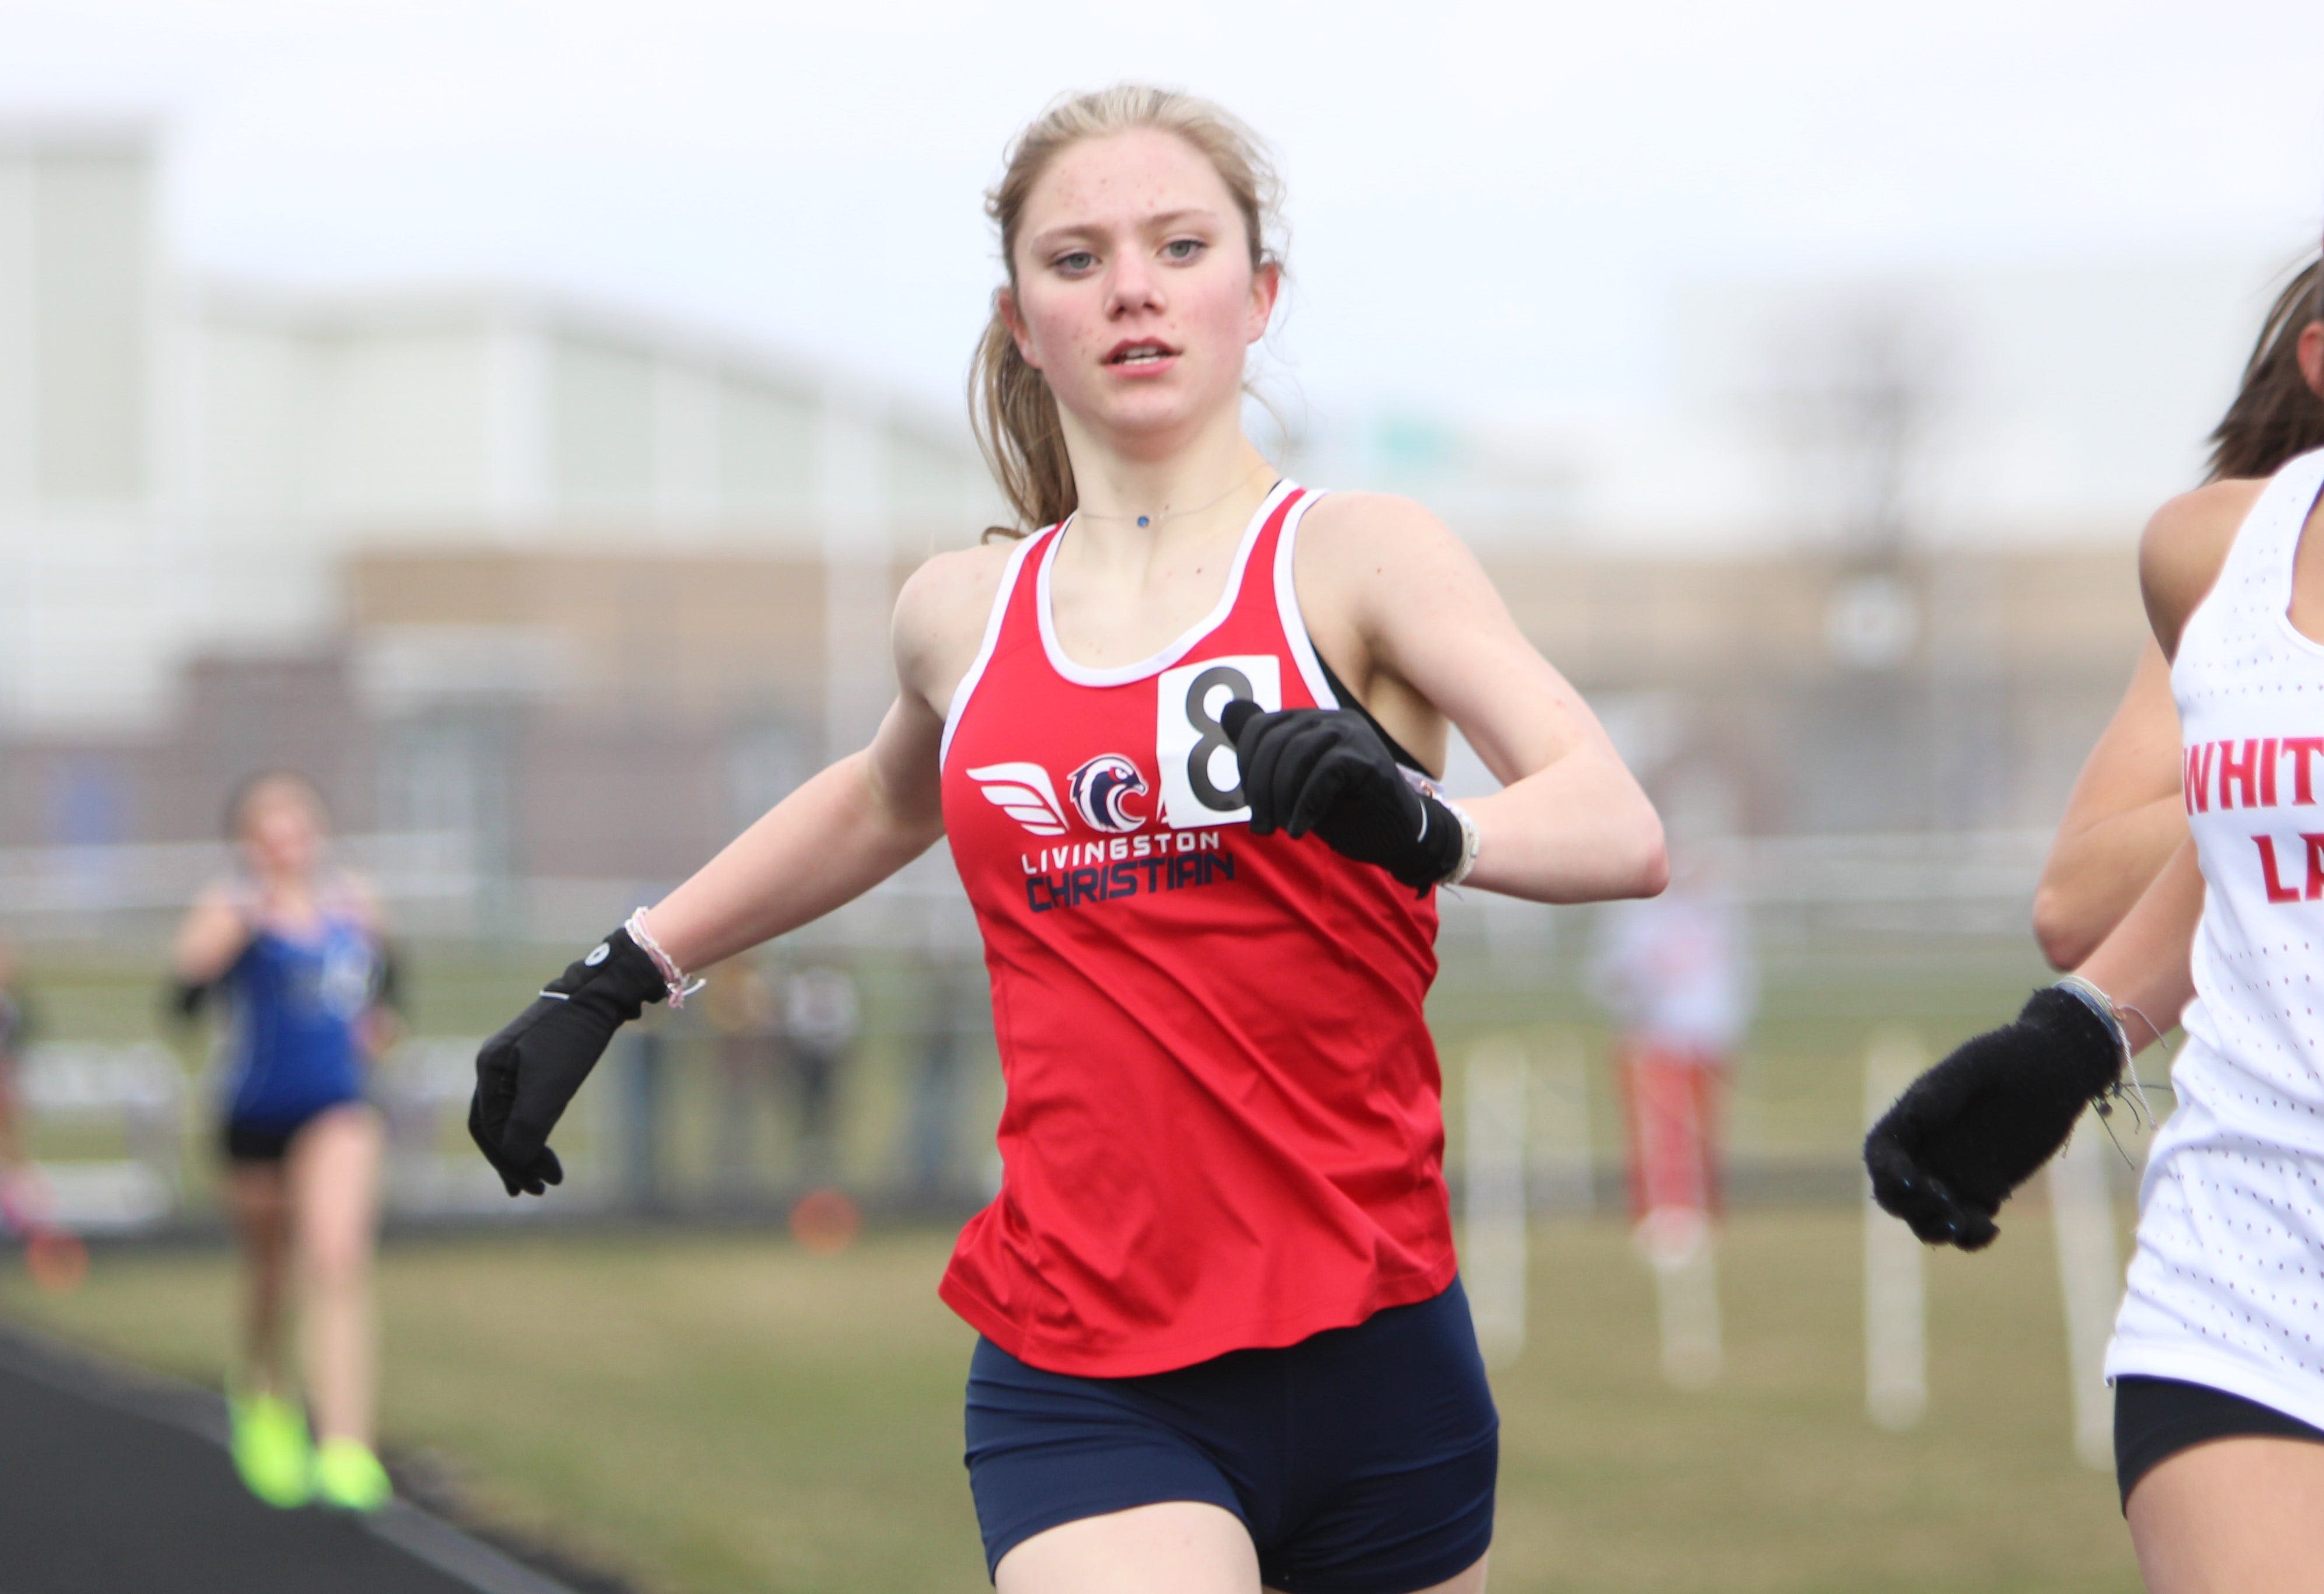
[1440,799,1482,889]
[624,907,706,1008]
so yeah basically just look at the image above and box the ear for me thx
[1244,260,1281,346]
[2300,320,2324,402]
[997,286,1042,371]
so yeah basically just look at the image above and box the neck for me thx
[1060,400,1270,530]
[254,870,316,907]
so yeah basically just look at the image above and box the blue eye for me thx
[1164,239,1205,261]
[1055,251,1097,274]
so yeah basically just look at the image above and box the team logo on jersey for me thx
[966,762,1070,836]
[1066,754,1149,834]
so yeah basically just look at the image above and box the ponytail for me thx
[970,85,1282,538]
[969,302,1077,536]
[2207,254,2324,482]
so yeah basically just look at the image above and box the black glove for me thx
[470,927,666,1196]
[1863,986,2123,1250]
[372,940,406,1017]
[164,978,211,1025]
[1220,700,1464,894]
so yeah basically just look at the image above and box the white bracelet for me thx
[2052,973,2131,1065]
[625,907,705,1008]
[1440,798,1481,889]
[2053,972,2164,1124]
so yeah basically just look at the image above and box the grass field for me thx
[1,930,2144,1590]
[15,931,2069,1208]
[0,1210,2143,1594]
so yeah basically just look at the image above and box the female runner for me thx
[1867,247,2324,1592]
[173,772,395,1512]
[2034,255,2324,971]
[468,85,1665,1594]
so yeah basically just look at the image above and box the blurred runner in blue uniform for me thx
[171,772,395,1511]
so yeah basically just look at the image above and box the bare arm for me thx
[173,885,253,986]
[2030,482,2260,969]
[2031,640,2185,969]
[1299,494,1666,904]
[2047,484,2260,1038]
[637,547,1004,972]
[2076,838,2203,1055]
[641,726,946,972]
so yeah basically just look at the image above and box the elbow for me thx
[2030,885,2097,972]
[1633,838,1671,900]
[1617,811,1670,900]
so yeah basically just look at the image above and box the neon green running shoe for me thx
[227,1392,312,1508]
[312,1437,392,1512]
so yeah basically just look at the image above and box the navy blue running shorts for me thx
[964,1277,1498,1592]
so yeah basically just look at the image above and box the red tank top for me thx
[937,482,1457,1377]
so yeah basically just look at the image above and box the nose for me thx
[1106,251,1165,320]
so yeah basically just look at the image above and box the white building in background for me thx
[0,123,991,738]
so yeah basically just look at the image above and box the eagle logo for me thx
[966,763,1070,836]
[1067,754,1150,835]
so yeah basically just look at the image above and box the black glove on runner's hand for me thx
[469,927,667,1197]
[1220,700,1463,894]
[164,978,211,1025]
[1863,986,2124,1250]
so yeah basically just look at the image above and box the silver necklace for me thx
[1074,462,1270,530]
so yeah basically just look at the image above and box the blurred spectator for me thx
[706,959,782,1196]
[1588,857,1757,1245]
[780,965,858,1186]
[0,939,84,1292]
[0,938,37,1221]
[904,961,976,1203]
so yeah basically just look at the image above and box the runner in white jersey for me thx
[1867,257,2324,1593]
[2034,254,2324,973]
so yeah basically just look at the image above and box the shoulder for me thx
[1296,492,1488,605]
[892,538,1024,699]
[2140,478,2266,658]
[894,539,1018,643]
[1300,491,1470,563]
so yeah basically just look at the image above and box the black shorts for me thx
[2115,1375,2324,1508]
[219,1101,357,1165]
[964,1278,1497,1593]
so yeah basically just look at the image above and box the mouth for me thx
[1105,339,1179,367]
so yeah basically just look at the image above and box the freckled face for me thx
[1004,129,1278,446]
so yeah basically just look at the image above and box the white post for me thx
[2050,1108,2122,1470]
[1529,1029,1594,1214]
[1626,1047,1722,1389]
[1863,1027,1929,1431]
[1465,1036,1529,1368]
[1645,1221,1723,1389]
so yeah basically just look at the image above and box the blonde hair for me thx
[969,85,1283,537]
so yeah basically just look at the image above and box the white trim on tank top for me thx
[2168,449,2324,698]
[938,528,1050,771]
[1271,488,1342,710]
[2266,450,2324,662]
[1032,479,1301,688]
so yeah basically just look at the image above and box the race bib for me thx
[1156,654,1280,829]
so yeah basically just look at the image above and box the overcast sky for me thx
[5,0,2322,437]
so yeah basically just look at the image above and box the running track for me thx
[0,1321,580,1594]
